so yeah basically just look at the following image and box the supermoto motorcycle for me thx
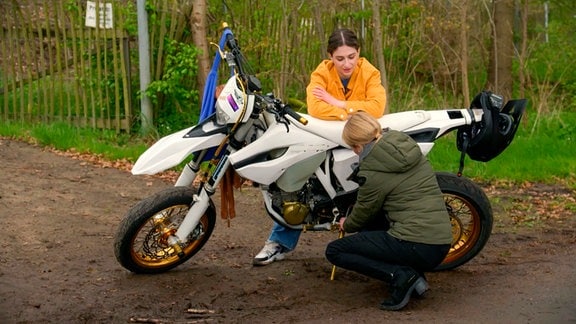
[114,25,526,274]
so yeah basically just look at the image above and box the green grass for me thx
[0,120,149,162]
[1,112,575,188]
[428,112,576,187]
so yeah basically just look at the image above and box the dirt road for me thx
[1,138,575,323]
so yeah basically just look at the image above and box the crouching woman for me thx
[325,111,452,311]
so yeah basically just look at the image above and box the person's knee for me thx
[325,241,339,263]
[324,242,335,262]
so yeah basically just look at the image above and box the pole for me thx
[330,230,344,280]
[137,0,153,135]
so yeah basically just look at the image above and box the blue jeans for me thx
[267,222,302,251]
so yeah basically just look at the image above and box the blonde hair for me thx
[342,111,381,147]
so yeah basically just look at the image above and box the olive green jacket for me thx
[343,130,453,245]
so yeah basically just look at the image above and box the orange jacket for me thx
[306,57,387,120]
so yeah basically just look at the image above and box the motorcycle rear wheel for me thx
[114,186,216,274]
[434,172,493,271]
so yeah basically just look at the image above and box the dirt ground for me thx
[1,138,575,324]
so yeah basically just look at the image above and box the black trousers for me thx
[325,231,450,283]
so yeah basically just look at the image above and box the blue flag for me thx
[199,28,234,122]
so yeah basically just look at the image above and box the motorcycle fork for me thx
[169,119,254,256]
[174,149,208,186]
[169,154,232,257]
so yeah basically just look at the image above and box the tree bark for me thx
[191,0,210,105]
[277,0,289,101]
[518,0,529,98]
[459,2,470,107]
[486,0,514,100]
[371,0,388,113]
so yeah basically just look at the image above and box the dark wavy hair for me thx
[326,28,360,55]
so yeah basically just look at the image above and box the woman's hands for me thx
[338,217,346,232]
[312,86,345,109]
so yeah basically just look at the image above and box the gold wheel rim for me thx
[130,205,210,269]
[441,194,482,265]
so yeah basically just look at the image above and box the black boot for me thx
[380,269,428,311]
[412,272,428,299]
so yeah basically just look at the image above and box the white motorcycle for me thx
[114,25,526,274]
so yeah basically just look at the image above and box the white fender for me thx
[132,125,226,175]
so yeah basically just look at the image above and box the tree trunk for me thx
[459,2,470,107]
[277,0,289,101]
[518,0,529,98]
[191,0,210,105]
[371,0,388,113]
[486,0,514,100]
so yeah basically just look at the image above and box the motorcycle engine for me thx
[282,201,310,225]
[270,189,309,225]
[269,179,337,226]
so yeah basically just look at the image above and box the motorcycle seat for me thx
[293,110,431,147]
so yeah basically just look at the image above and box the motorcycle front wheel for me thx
[114,186,216,274]
[434,172,493,271]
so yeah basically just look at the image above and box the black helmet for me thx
[457,91,527,162]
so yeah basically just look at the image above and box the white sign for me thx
[85,1,114,29]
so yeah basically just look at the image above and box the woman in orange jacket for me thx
[306,29,387,120]
[253,28,388,266]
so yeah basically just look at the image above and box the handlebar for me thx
[285,105,308,125]
[256,94,308,126]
